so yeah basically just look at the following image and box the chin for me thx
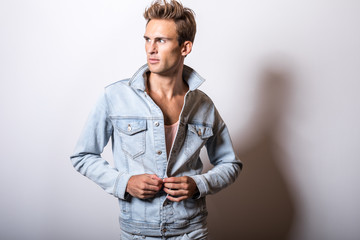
[147,65,164,74]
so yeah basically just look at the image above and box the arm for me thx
[191,119,242,198]
[70,93,163,200]
[70,93,131,200]
[164,109,242,201]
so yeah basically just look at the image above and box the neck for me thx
[146,66,188,99]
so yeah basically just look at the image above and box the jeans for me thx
[120,224,209,240]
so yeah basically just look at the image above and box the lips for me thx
[148,58,160,64]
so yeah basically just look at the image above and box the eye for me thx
[144,37,151,43]
[158,39,166,43]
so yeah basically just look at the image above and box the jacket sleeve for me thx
[70,92,131,200]
[191,109,242,198]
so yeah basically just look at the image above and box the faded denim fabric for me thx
[70,64,242,237]
[120,221,208,239]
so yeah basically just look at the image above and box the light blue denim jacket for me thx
[70,64,242,237]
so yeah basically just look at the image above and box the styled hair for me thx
[144,0,196,45]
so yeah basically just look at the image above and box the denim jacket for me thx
[70,64,242,237]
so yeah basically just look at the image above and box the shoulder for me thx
[190,89,215,106]
[105,79,130,90]
[103,79,132,96]
[185,89,220,123]
[188,89,226,128]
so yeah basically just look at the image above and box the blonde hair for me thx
[144,0,196,45]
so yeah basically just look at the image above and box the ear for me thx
[181,41,193,57]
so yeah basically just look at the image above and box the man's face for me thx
[144,19,184,76]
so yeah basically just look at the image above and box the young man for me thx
[71,0,242,239]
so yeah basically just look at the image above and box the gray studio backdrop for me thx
[1,0,359,240]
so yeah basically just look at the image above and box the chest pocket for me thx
[185,123,213,157]
[113,119,147,159]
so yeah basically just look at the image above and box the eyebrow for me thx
[143,35,173,40]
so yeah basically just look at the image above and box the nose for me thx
[146,40,157,55]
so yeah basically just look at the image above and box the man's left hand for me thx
[163,176,199,202]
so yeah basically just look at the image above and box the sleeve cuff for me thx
[190,175,208,199]
[114,172,132,200]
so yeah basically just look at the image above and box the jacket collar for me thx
[128,64,205,91]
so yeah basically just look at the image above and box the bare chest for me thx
[150,95,184,125]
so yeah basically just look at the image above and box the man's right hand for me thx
[126,174,163,199]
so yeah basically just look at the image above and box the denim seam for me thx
[114,173,122,197]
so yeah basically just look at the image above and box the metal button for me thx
[162,228,167,233]
[157,150,162,155]
[127,124,132,131]
[197,130,202,136]
[154,122,160,127]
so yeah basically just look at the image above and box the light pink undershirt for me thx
[164,121,179,158]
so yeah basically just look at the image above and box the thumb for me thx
[150,174,163,181]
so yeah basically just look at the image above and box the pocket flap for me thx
[114,119,147,135]
[188,124,213,139]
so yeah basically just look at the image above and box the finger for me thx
[139,193,157,199]
[163,182,186,190]
[135,189,158,197]
[163,177,186,183]
[143,184,161,191]
[143,179,162,188]
[141,189,158,194]
[145,176,163,186]
[150,174,163,181]
[166,195,187,202]
[164,187,188,196]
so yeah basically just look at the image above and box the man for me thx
[70,0,242,239]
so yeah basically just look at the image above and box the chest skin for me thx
[147,93,185,125]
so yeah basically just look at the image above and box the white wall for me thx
[1,0,359,239]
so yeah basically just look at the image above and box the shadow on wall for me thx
[207,62,296,240]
